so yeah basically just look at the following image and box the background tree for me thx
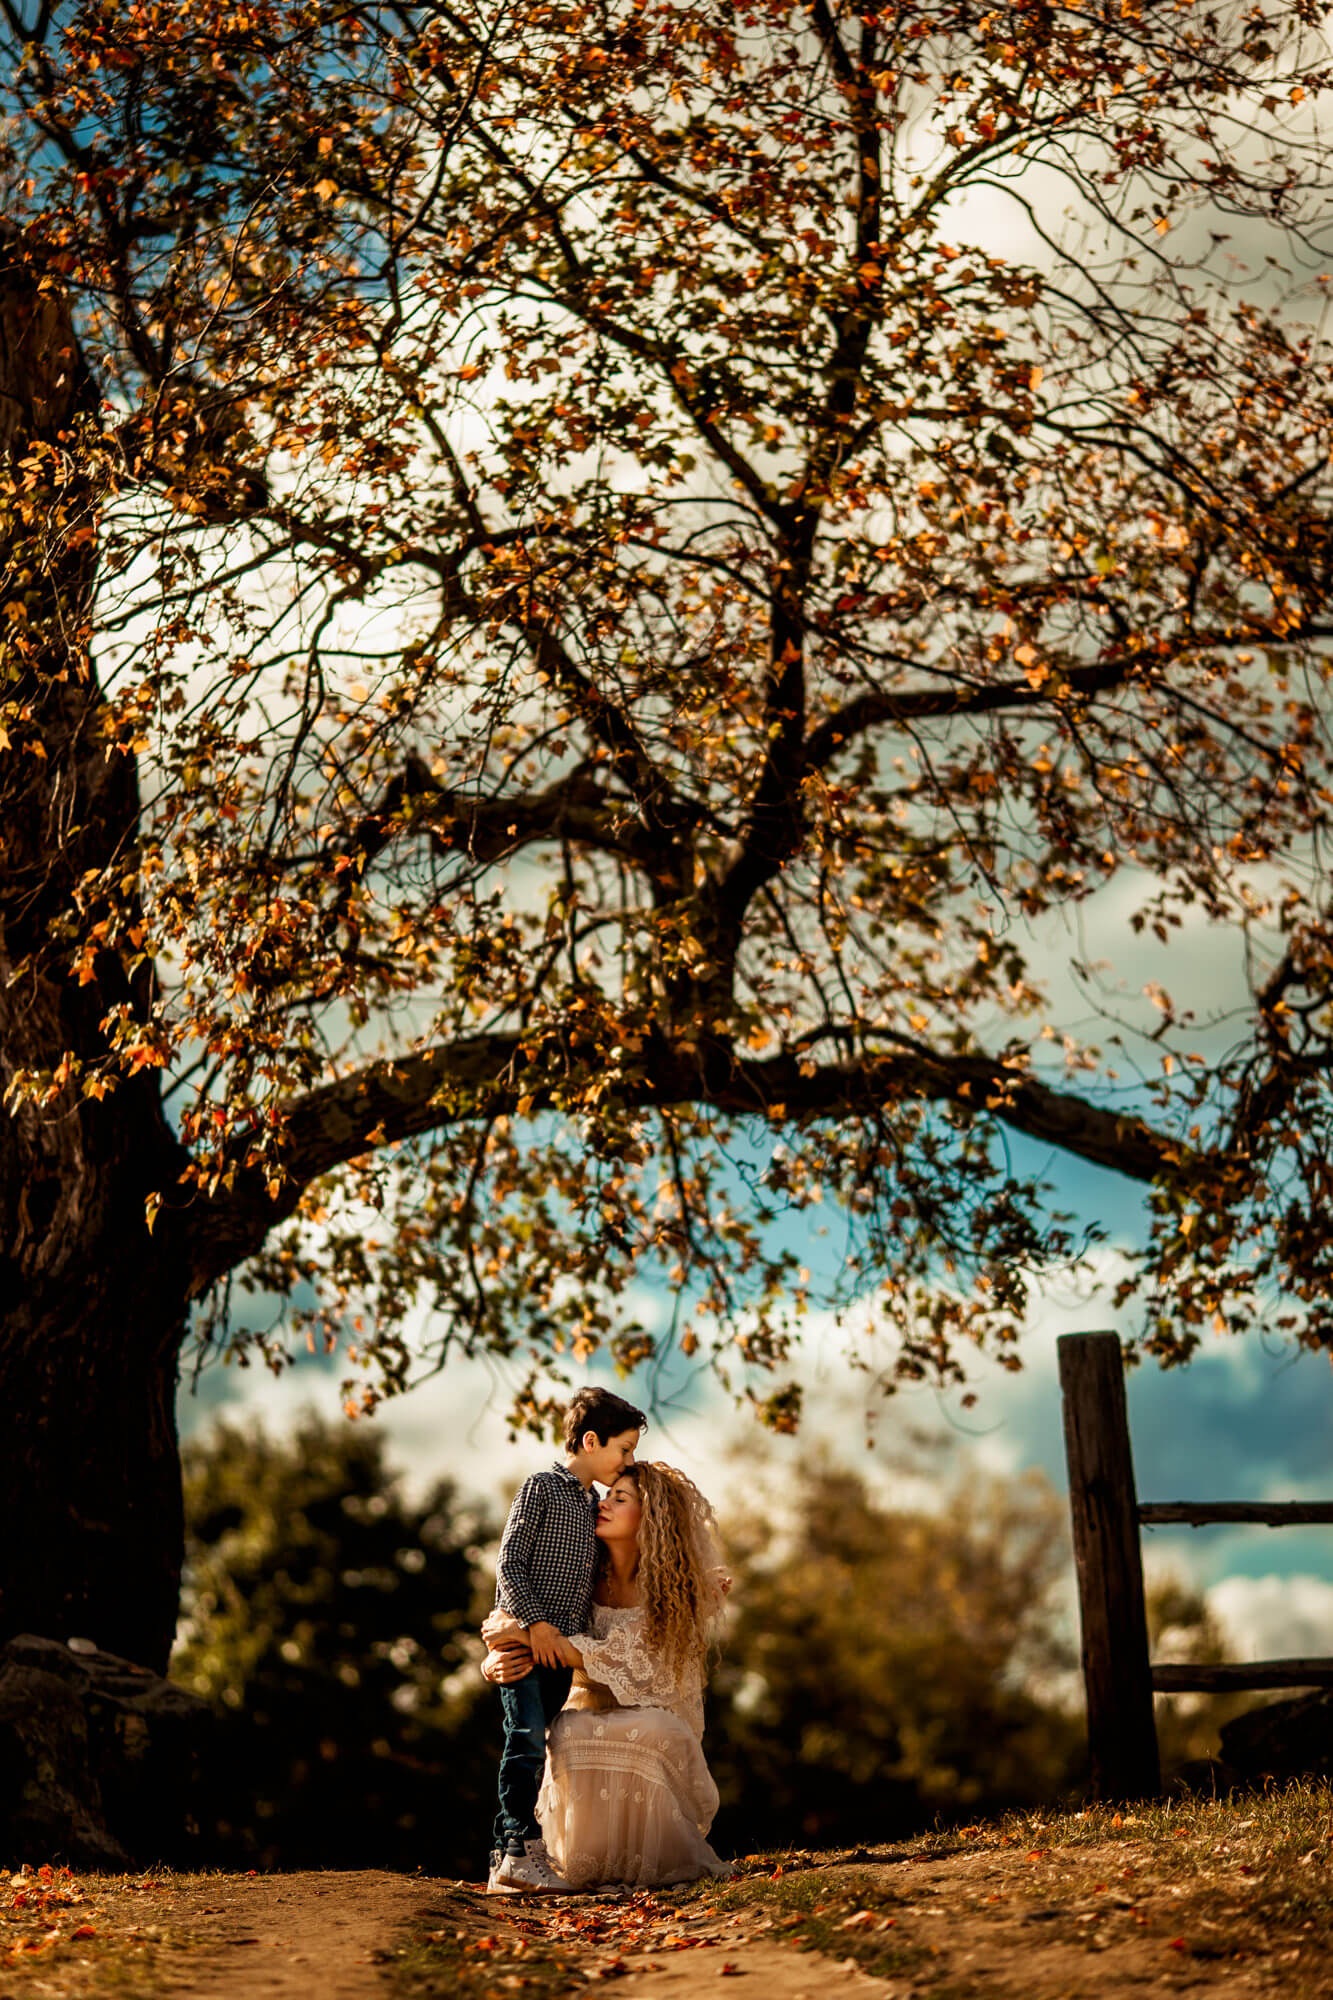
[175,1412,495,1869]
[709,1454,1244,1847]
[4,0,1333,1665]
[171,1423,1246,1863]
[708,1454,1083,1844]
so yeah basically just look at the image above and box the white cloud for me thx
[1208,1574,1333,1664]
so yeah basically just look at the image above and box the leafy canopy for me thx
[5,0,1333,1421]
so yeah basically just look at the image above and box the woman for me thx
[481,1460,731,1890]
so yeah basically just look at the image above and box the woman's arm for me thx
[482,1606,582,1669]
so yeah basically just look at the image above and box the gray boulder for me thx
[1219,1689,1333,1782]
[0,1634,212,1866]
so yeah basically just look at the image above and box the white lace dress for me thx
[536,1604,729,1890]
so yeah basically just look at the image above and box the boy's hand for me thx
[482,1608,525,1647]
[525,1620,568,1667]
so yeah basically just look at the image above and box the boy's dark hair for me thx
[563,1386,647,1453]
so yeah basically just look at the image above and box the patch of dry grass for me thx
[0,1863,200,1998]
[684,1781,1333,1993]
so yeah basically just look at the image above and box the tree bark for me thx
[0,229,188,1672]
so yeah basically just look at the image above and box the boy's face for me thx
[581,1427,640,1487]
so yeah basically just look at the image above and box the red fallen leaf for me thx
[72,1925,97,1940]
[721,1964,744,1977]
[1027,1850,1048,1861]
[1168,1938,1189,1953]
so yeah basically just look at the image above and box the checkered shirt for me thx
[494,1461,599,1635]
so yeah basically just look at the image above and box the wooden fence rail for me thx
[1058,1330,1333,1799]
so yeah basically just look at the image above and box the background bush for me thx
[174,1413,496,1871]
[173,1416,1231,1867]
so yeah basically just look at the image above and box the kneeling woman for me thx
[482,1461,730,1890]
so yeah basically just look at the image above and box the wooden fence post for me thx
[1058,1330,1161,1799]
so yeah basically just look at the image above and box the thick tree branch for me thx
[328,755,677,881]
[803,655,1138,767]
[182,1031,1196,1297]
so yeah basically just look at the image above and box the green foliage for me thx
[709,1452,1086,1844]
[173,1418,1238,1867]
[174,1411,496,1870]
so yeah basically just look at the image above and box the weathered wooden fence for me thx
[1058,1329,1333,1799]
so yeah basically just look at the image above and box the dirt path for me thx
[146,1869,437,1999]
[409,1835,1326,2000]
[109,1829,1329,2000]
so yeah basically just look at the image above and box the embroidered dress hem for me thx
[538,1706,728,1889]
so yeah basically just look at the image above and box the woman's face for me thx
[596,1475,643,1544]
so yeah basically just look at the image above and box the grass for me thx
[669,1781,1333,1992]
[0,1865,182,1999]
[980,1783,1333,1973]
[385,1917,578,2000]
[688,1868,931,1982]
[382,1883,723,1999]
[7,1784,1333,1998]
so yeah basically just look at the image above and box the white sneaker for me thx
[491,1838,573,1895]
[485,1848,519,1896]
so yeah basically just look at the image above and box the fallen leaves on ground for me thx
[1,1863,169,1989]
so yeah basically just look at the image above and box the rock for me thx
[1219,1689,1333,1782]
[0,1633,213,1866]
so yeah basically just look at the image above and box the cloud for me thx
[1208,1574,1333,1663]
[178,1233,1333,1628]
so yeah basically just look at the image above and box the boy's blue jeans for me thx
[492,1664,573,1854]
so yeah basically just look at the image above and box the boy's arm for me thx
[494,1477,567,1664]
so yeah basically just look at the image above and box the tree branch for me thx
[803,654,1138,767]
[326,755,676,881]
[181,1031,1195,1296]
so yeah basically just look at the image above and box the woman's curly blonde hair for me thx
[603,1461,725,1675]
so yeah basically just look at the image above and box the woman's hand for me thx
[481,1644,533,1684]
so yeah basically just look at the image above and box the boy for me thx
[486,1385,646,1895]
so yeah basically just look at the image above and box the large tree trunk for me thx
[0,229,188,1672]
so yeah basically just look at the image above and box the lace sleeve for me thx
[575,1611,705,1735]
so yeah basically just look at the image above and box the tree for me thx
[175,1412,495,1869]
[4,0,1333,1666]
[709,1455,1082,1842]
